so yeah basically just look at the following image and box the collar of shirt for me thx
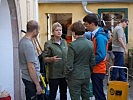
[91,27,100,38]
[51,37,63,44]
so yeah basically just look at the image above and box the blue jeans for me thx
[22,78,45,100]
[111,52,126,81]
[91,73,106,100]
[49,78,67,100]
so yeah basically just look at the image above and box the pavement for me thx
[56,73,133,100]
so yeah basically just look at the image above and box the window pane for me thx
[101,12,124,31]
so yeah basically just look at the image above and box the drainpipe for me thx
[82,1,106,27]
[82,1,92,14]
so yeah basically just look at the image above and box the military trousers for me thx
[68,78,90,100]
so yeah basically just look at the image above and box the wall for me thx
[0,0,39,99]
[39,3,133,49]
[39,3,85,47]
[20,0,36,35]
[0,0,14,99]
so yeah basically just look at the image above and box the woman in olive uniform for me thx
[65,21,95,100]
[43,22,68,100]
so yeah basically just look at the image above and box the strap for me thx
[35,38,43,52]
[32,38,42,55]
[21,30,43,55]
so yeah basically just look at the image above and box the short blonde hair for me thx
[52,22,62,32]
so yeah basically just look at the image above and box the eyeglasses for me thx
[125,22,129,26]
[83,22,90,26]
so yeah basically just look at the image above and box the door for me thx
[47,13,72,42]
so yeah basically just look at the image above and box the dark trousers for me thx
[22,78,44,100]
[49,78,67,100]
[91,73,106,100]
[111,52,126,81]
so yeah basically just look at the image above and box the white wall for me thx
[0,0,14,99]
[34,0,39,21]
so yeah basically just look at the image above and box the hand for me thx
[124,48,128,55]
[36,84,43,95]
[51,56,62,62]
[66,79,69,84]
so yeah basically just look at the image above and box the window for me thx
[98,8,128,42]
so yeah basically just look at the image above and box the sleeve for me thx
[43,42,53,57]
[64,44,74,79]
[95,35,107,65]
[23,43,37,63]
[89,42,96,68]
[84,32,92,40]
[117,28,124,38]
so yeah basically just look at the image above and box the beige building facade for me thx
[0,0,38,99]
[38,1,133,50]
[1,0,133,99]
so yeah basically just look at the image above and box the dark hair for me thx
[70,21,85,35]
[120,18,129,23]
[27,20,39,32]
[83,13,98,26]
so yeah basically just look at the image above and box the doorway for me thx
[47,13,72,42]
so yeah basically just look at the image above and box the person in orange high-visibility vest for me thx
[83,13,109,100]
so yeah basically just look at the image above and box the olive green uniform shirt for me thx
[65,37,95,80]
[44,38,68,79]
